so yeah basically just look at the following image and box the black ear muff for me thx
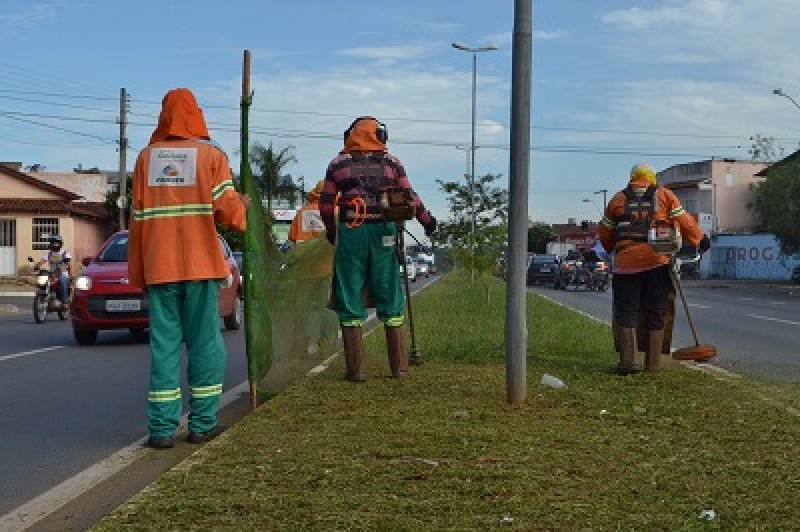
[344,116,388,144]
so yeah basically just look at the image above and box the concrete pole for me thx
[505,0,532,405]
[469,52,477,282]
[118,88,128,230]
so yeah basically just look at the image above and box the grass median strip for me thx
[96,274,800,530]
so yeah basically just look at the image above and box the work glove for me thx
[699,234,711,253]
[424,216,437,237]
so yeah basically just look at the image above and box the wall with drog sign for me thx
[705,234,800,280]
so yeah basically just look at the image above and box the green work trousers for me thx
[333,222,405,327]
[147,280,226,438]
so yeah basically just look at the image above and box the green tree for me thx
[249,142,298,210]
[434,173,508,288]
[750,165,800,252]
[527,223,555,253]
[748,134,785,163]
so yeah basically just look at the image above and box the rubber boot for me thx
[385,325,409,378]
[341,326,366,382]
[646,329,665,372]
[617,327,640,375]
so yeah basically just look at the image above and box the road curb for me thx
[0,291,35,297]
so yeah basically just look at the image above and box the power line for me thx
[0,111,116,144]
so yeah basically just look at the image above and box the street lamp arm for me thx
[773,87,800,111]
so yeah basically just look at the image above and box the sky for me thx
[2,0,800,232]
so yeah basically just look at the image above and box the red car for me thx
[70,230,242,345]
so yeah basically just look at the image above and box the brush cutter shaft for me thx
[669,266,701,346]
[397,227,417,350]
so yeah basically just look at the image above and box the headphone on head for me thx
[343,116,388,144]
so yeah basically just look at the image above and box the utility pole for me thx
[505,0,532,405]
[117,88,128,230]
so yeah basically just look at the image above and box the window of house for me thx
[32,218,59,250]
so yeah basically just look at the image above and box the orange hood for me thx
[342,117,387,153]
[307,180,325,203]
[148,88,210,145]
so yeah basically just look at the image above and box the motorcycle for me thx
[27,257,71,323]
[674,251,701,281]
[555,258,591,290]
[586,260,610,292]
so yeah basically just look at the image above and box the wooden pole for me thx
[241,50,258,412]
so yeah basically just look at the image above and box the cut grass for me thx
[95,273,800,530]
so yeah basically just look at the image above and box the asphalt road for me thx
[0,272,440,529]
[0,305,248,517]
[529,279,800,381]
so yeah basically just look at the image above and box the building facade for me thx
[657,158,769,235]
[0,164,109,277]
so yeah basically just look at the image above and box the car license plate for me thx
[106,299,141,312]
[540,267,550,272]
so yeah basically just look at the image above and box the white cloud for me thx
[338,43,432,62]
[0,3,58,27]
[534,30,569,41]
[602,0,727,31]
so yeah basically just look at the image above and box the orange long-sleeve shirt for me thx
[598,178,704,274]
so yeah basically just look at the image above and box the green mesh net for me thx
[239,93,339,399]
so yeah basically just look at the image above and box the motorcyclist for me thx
[35,235,71,308]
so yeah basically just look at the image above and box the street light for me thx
[452,41,498,280]
[773,88,800,111]
[593,189,608,210]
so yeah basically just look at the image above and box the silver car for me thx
[401,255,417,282]
[415,259,429,278]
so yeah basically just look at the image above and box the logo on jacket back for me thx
[148,148,198,187]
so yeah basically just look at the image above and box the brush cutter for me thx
[669,252,717,362]
[396,225,422,365]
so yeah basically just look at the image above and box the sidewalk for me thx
[0,282,34,312]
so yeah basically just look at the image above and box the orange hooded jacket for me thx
[597,177,704,274]
[288,180,327,243]
[127,88,246,288]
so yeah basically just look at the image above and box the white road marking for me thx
[747,314,800,326]
[769,301,787,305]
[738,297,755,301]
[688,303,710,309]
[0,346,63,363]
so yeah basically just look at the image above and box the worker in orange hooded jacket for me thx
[128,88,250,449]
[288,180,326,244]
[319,117,436,381]
[598,162,709,375]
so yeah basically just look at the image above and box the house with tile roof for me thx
[0,163,110,277]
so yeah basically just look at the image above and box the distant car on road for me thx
[401,255,417,282]
[415,259,430,278]
[70,230,242,345]
[426,260,437,275]
[526,253,559,286]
